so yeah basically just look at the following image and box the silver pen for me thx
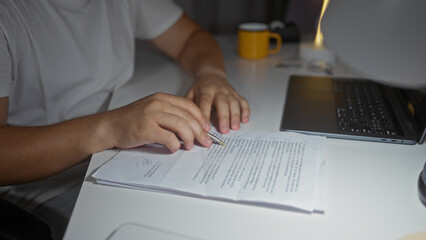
[207,132,226,146]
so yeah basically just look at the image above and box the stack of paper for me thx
[92,130,326,213]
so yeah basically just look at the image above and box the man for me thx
[0,0,250,238]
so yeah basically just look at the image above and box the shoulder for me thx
[126,0,183,39]
[125,0,182,20]
[0,1,38,42]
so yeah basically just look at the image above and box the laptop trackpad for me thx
[281,88,336,133]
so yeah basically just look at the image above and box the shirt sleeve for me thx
[0,29,12,97]
[129,0,183,40]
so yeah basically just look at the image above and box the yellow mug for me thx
[237,23,282,59]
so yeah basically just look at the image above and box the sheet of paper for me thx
[93,130,326,213]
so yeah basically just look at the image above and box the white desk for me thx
[64,36,426,240]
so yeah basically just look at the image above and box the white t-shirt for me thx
[0,0,183,209]
[0,0,183,125]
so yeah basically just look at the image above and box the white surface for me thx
[64,36,426,240]
[108,223,199,240]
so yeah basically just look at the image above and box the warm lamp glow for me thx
[299,0,335,65]
[314,0,331,48]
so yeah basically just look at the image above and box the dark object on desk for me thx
[280,75,426,144]
[419,162,426,206]
[270,20,300,43]
[0,199,52,240]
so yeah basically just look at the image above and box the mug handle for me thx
[268,32,282,55]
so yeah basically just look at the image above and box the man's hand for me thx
[150,14,251,133]
[186,73,250,134]
[0,93,213,185]
[105,93,213,153]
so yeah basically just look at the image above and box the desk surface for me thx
[64,36,426,240]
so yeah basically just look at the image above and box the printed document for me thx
[93,130,326,213]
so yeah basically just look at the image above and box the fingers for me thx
[229,95,241,130]
[151,94,213,151]
[187,74,251,134]
[187,88,212,131]
[156,113,212,152]
[109,93,213,153]
[159,105,212,147]
[155,93,210,131]
[197,94,213,130]
[214,94,249,133]
[239,96,250,124]
[185,89,194,100]
[214,94,230,133]
[152,127,182,153]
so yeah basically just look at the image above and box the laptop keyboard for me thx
[334,80,397,136]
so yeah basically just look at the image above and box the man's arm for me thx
[149,14,250,134]
[0,94,212,185]
[0,97,109,185]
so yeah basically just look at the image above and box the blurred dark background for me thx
[175,0,323,35]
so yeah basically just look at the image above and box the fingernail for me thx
[204,123,211,131]
[205,137,212,146]
[186,143,193,150]
[242,116,249,123]
[232,121,240,130]
[221,124,230,133]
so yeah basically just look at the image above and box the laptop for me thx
[280,75,426,144]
